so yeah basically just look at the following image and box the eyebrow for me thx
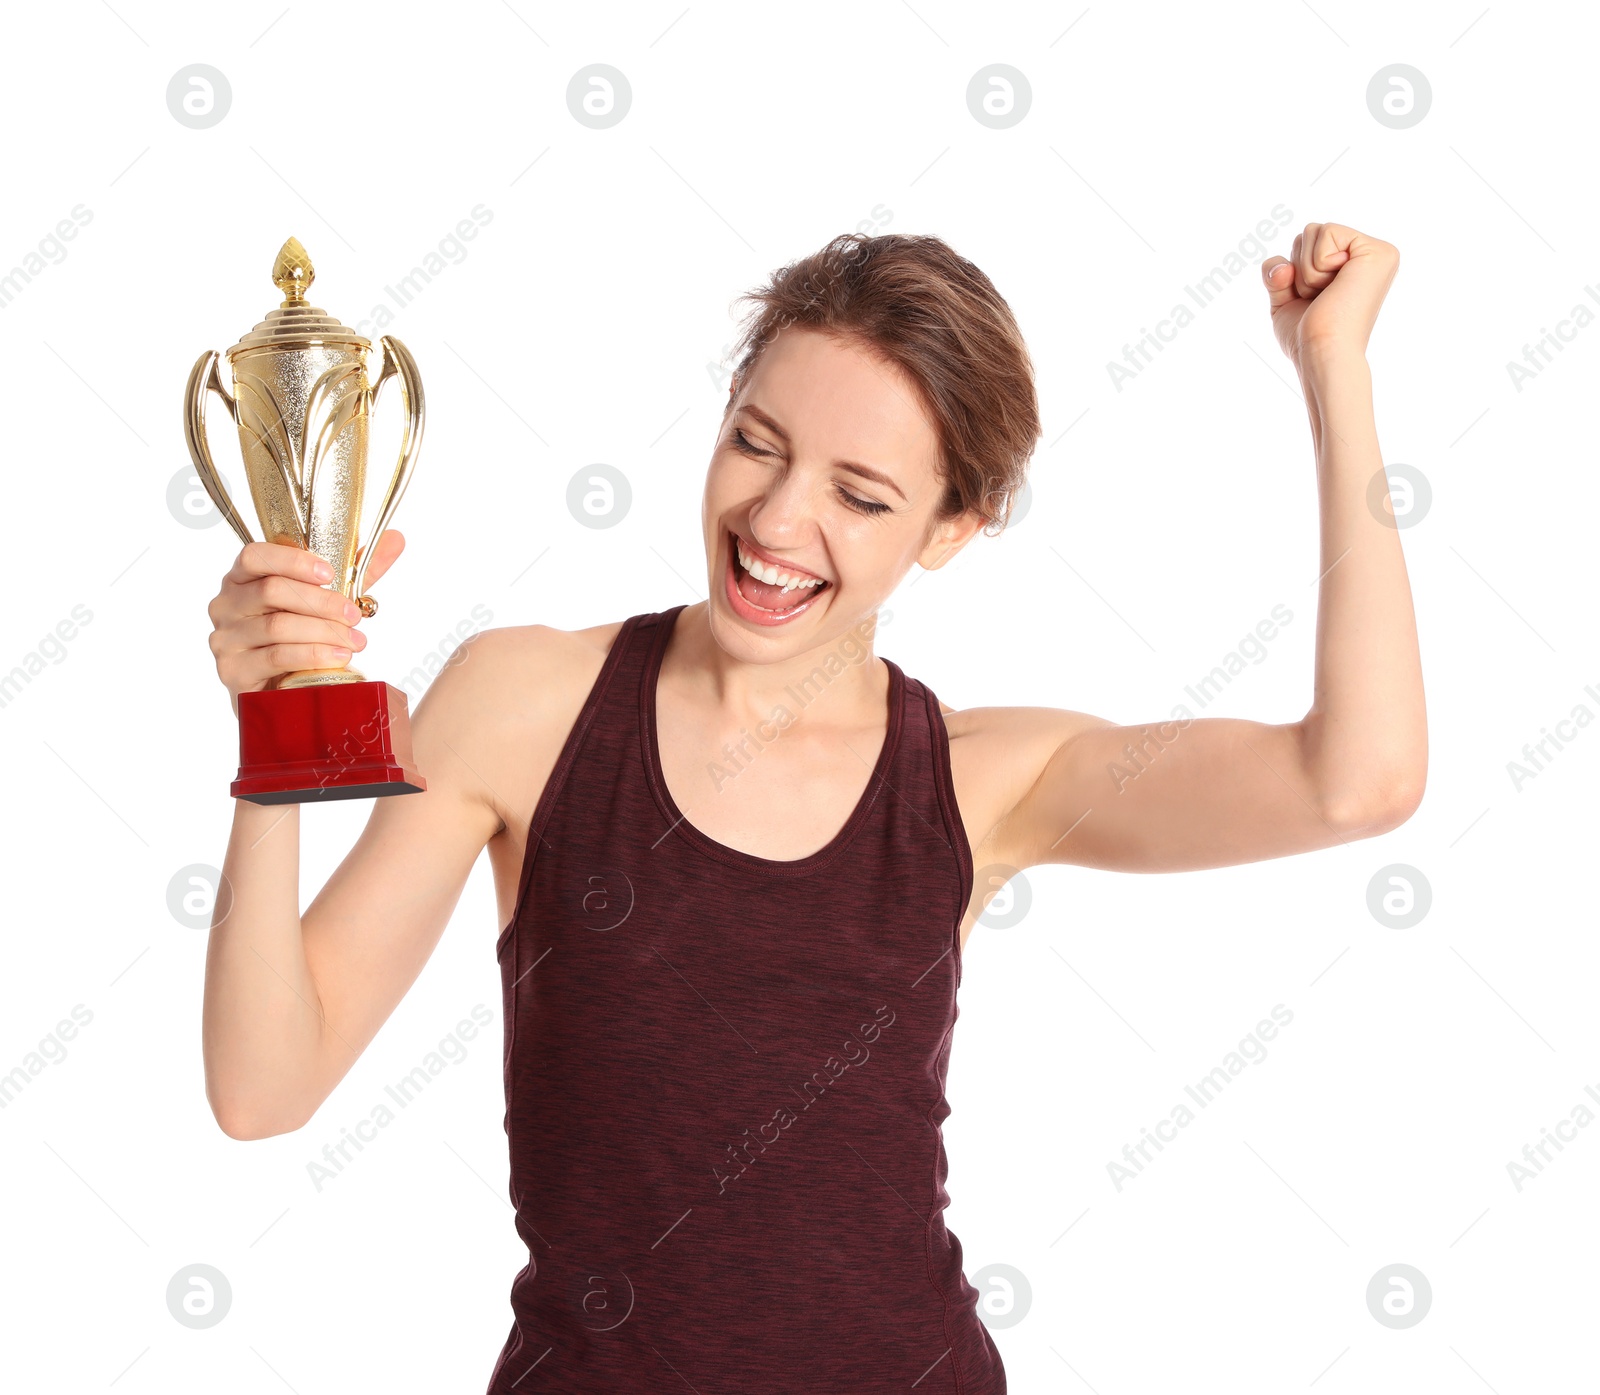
[737,403,908,503]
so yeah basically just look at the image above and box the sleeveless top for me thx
[487,603,1003,1393]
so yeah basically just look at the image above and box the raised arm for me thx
[200,535,533,1138]
[986,221,1425,874]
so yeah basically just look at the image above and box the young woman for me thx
[202,225,1423,1392]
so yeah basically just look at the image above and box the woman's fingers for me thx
[225,539,331,589]
[213,610,365,691]
[359,529,406,591]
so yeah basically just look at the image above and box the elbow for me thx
[208,1088,309,1142]
[1320,765,1426,837]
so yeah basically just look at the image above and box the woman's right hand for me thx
[206,531,405,717]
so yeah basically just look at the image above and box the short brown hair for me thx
[726,232,1040,537]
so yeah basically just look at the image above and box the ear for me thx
[916,506,987,572]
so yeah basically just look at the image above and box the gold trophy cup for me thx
[184,237,427,803]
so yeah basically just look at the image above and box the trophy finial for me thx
[272,237,315,306]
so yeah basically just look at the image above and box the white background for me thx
[1,1,1594,1390]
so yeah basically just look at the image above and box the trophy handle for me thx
[352,336,425,611]
[183,350,256,548]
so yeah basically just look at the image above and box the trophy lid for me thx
[229,237,370,354]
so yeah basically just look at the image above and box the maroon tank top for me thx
[487,603,1002,1393]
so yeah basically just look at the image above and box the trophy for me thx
[184,237,428,804]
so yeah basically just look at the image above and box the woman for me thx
[202,225,1423,1392]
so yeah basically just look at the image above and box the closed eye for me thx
[729,428,892,517]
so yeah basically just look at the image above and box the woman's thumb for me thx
[1261,257,1298,308]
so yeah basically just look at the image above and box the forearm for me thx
[201,799,326,1137]
[1297,347,1427,820]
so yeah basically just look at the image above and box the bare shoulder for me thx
[933,699,1113,865]
[412,617,628,837]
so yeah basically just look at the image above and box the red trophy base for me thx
[232,680,426,805]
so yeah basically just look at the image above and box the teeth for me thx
[736,538,826,594]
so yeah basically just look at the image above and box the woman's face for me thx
[701,326,983,653]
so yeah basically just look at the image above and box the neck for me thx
[660,601,889,732]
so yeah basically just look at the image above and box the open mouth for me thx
[726,529,831,620]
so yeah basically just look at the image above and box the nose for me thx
[747,467,827,546]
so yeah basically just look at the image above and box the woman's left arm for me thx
[989,222,1426,874]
